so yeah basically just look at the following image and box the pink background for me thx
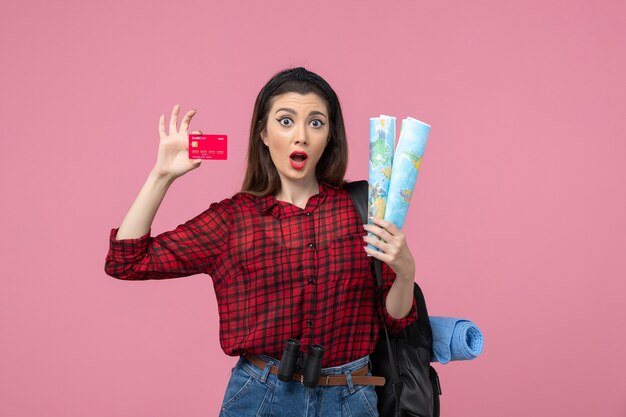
[1,0,625,416]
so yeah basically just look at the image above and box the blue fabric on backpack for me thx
[429,316,484,364]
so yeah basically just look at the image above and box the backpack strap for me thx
[344,180,402,395]
[344,181,435,353]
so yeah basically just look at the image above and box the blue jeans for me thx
[219,354,379,417]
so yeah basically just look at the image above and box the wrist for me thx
[149,167,177,187]
[396,273,415,283]
[395,259,415,283]
[395,266,415,283]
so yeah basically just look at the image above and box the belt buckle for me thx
[324,375,331,386]
[299,374,304,386]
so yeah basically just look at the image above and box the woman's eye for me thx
[310,119,325,128]
[278,117,293,126]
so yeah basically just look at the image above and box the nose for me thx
[293,121,309,145]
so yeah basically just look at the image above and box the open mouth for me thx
[290,151,308,169]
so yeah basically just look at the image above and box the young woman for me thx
[105,67,417,417]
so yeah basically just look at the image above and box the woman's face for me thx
[261,92,330,186]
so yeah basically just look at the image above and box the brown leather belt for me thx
[243,354,385,387]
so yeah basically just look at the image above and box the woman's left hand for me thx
[363,217,415,282]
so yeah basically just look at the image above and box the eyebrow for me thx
[274,107,327,118]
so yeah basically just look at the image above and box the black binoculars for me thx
[277,338,326,387]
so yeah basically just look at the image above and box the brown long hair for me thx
[241,67,348,197]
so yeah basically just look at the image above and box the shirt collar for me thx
[257,181,340,219]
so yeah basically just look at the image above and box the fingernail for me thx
[363,224,368,229]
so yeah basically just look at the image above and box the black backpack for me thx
[345,180,442,417]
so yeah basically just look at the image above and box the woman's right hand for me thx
[152,104,203,181]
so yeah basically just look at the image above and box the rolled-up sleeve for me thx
[104,199,232,280]
[378,261,418,334]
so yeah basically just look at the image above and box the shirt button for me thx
[308,243,315,248]
[308,277,315,284]
[305,212,311,216]
[306,320,313,327]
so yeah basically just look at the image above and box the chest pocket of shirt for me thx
[328,233,370,284]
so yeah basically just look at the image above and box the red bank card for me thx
[188,134,228,160]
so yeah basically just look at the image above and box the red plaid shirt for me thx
[105,181,417,367]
